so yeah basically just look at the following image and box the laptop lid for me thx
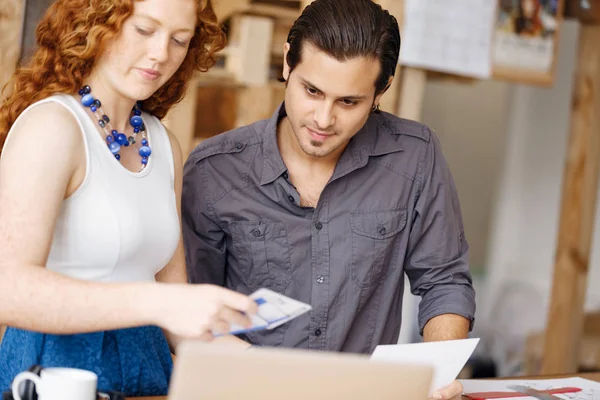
[168,341,433,399]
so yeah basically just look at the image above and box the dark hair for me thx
[284,0,400,95]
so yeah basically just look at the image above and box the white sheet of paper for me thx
[400,0,496,78]
[371,338,479,395]
[460,377,600,399]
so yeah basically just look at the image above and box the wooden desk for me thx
[129,373,600,399]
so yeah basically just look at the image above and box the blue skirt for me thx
[0,326,173,397]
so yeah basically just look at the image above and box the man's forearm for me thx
[423,313,470,342]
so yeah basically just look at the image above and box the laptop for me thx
[168,341,433,399]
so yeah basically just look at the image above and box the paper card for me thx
[371,338,480,395]
[216,288,312,336]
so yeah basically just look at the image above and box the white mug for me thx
[11,367,98,400]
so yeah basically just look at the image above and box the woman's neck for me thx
[82,72,136,133]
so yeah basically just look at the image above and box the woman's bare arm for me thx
[0,103,256,336]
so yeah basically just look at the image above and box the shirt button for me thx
[283,172,289,179]
[317,276,324,284]
[252,229,262,237]
[288,195,294,203]
[378,226,387,236]
[314,329,322,337]
[315,221,323,230]
[235,142,244,149]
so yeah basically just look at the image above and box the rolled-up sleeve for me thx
[181,156,227,286]
[404,130,476,334]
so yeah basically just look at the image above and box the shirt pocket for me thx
[230,221,292,293]
[350,209,407,289]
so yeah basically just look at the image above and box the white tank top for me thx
[2,94,180,282]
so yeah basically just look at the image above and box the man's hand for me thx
[430,380,463,400]
[423,314,470,400]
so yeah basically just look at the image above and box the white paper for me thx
[460,377,600,399]
[400,0,496,78]
[371,338,479,395]
[493,31,554,72]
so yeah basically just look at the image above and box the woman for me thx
[0,0,256,396]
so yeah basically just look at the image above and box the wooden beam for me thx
[0,0,24,94]
[396,67,427,122]
[542,25,600,374]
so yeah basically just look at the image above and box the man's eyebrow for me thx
[300,77,368,100]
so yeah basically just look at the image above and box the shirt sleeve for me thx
[404,130,476,335]
[181,157,227,286]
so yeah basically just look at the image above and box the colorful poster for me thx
[493,0,562,78]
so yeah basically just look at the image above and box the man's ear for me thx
[373,75,394,108]
[282,42,291,81]
[381,75,394,95]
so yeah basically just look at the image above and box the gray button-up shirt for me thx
[182,104,475,354]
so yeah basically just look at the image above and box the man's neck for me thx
[277,117,346,207]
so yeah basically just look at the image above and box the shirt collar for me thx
[260,103,289,185]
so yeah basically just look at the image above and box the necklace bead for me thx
[109,142,121,154]
[139,146,152,157]
[130,116,143,127]
[81,94,94,107]
[116,133,128,145]
[78,86,151,166]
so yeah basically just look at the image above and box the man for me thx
[182,0,475,398]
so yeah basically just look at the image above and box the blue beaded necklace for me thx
[78,85,152,166]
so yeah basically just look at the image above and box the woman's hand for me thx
[151,284,258,341]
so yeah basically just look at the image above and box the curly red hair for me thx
[0,0,225,151]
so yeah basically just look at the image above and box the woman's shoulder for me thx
[23,97,78,125]
[1,95,85,177]
[9,95,82,145]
